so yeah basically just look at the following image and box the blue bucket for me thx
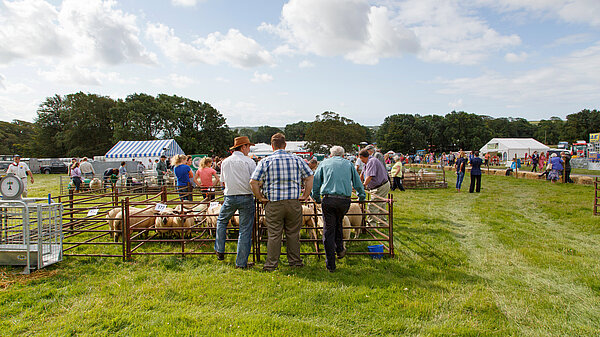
[367,244,384,259]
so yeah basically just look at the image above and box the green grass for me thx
[1,174,600,336]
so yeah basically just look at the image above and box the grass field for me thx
[1,174,600,336]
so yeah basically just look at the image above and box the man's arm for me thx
[250,179,268,203]
[351,166,366,201]
[311,168,322,203]
[27,170,34,184]
[300,176,313,201]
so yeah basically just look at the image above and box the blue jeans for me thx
[214,195,255,267]
[456,172,465,189]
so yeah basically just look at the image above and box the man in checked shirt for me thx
[250,133,314,271]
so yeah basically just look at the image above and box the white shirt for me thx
[79,161,95,174]
[7,161,30,179]
[220,151,256,196]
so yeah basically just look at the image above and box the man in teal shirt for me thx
[312,146,366,272]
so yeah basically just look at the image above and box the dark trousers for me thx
[505,168,513,176]
[469,174,481,193]
[531,163,538,172]
[72,176,81,191]
[321,196,350,271]
[565,169,573,183]
[391,177,405,191]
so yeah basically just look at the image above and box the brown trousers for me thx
[263,199,303,269]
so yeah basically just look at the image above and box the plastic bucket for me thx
[367,244,384,259]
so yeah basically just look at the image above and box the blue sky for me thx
[0,0,599,127]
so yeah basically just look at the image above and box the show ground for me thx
[1,174,599,336]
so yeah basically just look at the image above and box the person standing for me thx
[365,145,386,168]
[531,151,539,172]
[70,162,82,192]
[214,136,257,268]
[562,152,573,183]
[194,157,220,200]
[390,156,405,191]
[312,146,366,272]
[118,161,127,176]
[147,159,154,171]
[6,155,34,197]
[250,133,314,271]
[156,155,168,185]
[469,151,483,193]
[547,153,564,183]
[358,149,390,227]
[79,157,95,178]
[455,151,466,192]
[171,154,193,200]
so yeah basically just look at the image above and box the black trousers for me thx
[565,169,573,183]
[321,196,350,271]
[391,177,405,191]
[469,174,481,193]
[531,163,538,172]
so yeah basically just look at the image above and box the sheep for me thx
[112,206,156,242]
[346,203,364,239]
[89,178,102,191]
[301,205,320,240]
[106,207,122,239]
[155,208,177,236]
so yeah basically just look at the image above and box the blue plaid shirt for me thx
[251,150,313,201]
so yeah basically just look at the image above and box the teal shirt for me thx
[311,156,366,203]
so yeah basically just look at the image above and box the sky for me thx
[0,0,599,127]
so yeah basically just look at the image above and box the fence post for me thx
[124,197,131,261]
[388,193,394,257]
[68,189,74,230]
[161,186,167,203]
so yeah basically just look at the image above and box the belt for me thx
[323,194,350,199]
[369,180,389,190]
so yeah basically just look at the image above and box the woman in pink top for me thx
[194,157,220,200]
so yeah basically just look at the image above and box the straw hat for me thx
[230,136,255,150]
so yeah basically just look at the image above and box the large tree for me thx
[563,109,600,142]
[284,121,310,141]
[305,111,367,152]
[0,120,36,156]
[254,126,283,143]
[376,114,427,153]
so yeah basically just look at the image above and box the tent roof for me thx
[481,138,549,151]
[105,139,184,159]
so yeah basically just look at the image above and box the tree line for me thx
[0,91,597,157]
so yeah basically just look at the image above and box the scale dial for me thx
[0,174,23,200]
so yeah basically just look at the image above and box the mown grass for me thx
[1,173,600,336]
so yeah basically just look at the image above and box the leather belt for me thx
[369,180,389,190]
[323,194,350,199]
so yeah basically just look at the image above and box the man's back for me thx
[312,157,365,201]
[221,152,256,195]
[251,150,312,201]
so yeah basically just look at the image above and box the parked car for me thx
[39,159,68,174]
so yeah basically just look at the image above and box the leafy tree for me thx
[284,121,310,141]
[0,120,36,156]
[111,93,167,141]
[305,111,367,153]
[376,114,427,153]
[563,109,600,142]
[442,111,492,151]
[236,128,256,142]
[533,117,564,145]
[254,126,283,143]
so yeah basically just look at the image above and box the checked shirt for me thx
[251,149,313,201]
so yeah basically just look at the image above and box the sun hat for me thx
[230,136,255,150]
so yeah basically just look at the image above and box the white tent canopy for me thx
[479,138,549,162]
[104,139,185,161]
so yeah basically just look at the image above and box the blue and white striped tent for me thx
[104,139,185,160]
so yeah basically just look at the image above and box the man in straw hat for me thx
[214,136,257,268]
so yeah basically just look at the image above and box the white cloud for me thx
[448,98,463,109]
[150,73,196,88]
[215,77,230,83]
[260,0,419,65]
[38,64,119,85]
[298,60,314,68]
[438,42,600,104]
[547,33,592,47]
[393,0,521,64]
[146,24,274,68]
[251,71,273,83]
[474,0,600,27]
[0,0,155,67]
[505,52,528,63]
[171,0,202,7]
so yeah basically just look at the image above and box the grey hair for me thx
[330,146,345,157]
[394,156,400,162]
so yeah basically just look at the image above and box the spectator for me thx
[147,159,154,171]
[547,153,564,183]
[70,162,82,192]
[6,154,34,197]
[538,152,546,171]
[119,161,127,176]
[136,160,145,174]
[171,154,193,200]
[311,145,366,272]
[562,152,573,183]
[365,145,386,168]
[455,151,467,192]
[194,157,220,200]
[469,151,483,193]
[250,133,314,271]
[308,158,319,172]
[79,157,95,178]
[358,149,390,227]
[531,151,539,172]
[215,136,257,269]
[506,158,517,176]
[68,158,78,176]
[156,155,168,185]
[390,156,405,191]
